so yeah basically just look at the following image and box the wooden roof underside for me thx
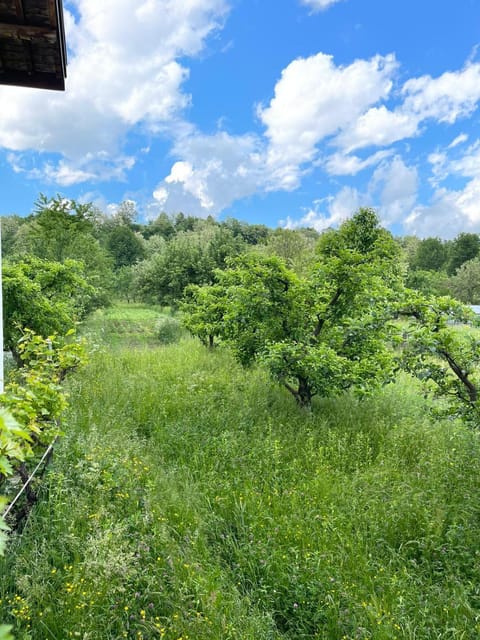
[0,0,66,90]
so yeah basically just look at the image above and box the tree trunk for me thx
[284,377,313,409]
[208,334,215,349]
[441,349,478,403]
[297,377,313,409]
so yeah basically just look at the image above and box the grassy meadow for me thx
[1,304,480,639]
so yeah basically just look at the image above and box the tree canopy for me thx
[184,208,403,408]
[3,257,94,361]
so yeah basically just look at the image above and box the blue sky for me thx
[1,0,480,237]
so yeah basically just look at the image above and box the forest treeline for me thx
[3,195,480,307]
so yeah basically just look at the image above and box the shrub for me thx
[155,316,183,344]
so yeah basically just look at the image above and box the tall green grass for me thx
[82,302,182,349]
[1,308,480,639]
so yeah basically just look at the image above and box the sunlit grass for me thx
[81,301,179,348]
[2,306,480,639]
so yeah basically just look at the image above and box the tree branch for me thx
[313,288,342,340]
[440,349,478,403]
[283,381,299,402]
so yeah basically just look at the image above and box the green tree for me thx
[174,212,198,233]
[185,209,402,408]
[264,228,316,275]
[113,200,138,227]
[132,232,214,305]
[400,293,480,424]
[447,257,480,303]
[133,226,245,306]
[406,268,449,297]
[182,284,227,348]
[206,226,245,269]
[1,215,26,259]
[412,237,448,271]
[18,195,113,305]
[143,234,167,258]
[222,218,270,245]
[106,226,145,269]
[143,212,176,240]
[447,232,480,275]
[262,209,402,407]
[216,254,300,368]
[112,266,135,302]
[3,257,94,362]
[21,194,97,262]
[397,235,420,268]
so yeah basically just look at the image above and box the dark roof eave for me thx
[0,68,65,90]
[0,0,67,91]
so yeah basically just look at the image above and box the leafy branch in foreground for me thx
[0,330,86,637]
[400,293,480,425]
[2,330,87,448]
[0,330,87,607]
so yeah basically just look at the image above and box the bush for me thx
[155,316,183,344]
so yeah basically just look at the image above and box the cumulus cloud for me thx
[282,187,363,233]
[402,140,480,236]
[337,63,480,153]
[258,52,397,187]
[0,0,228,180]
[335,106,418,153]
[152,131,267,216]
[405,182,480,238]
[153,51,398,216]
[282,155,418,232]
[141,45,480,225]
[401,64,480,123]
[324,149,393,176]
[450,140,480,177]
[369,156,418,225]
[5,2,480,235]
[427,151,449,187]
[8,151,136,186]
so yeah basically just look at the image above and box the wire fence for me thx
[3,438,57,520]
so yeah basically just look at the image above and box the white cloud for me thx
[336,63,480,153]
[369,156,418,225]
[258,52,397,188]
[336,106,418,153]
[402,137,480,236]
[405,181,480,238]
[283,155,417,232]
[153,50,398,217]
[0,0,228,179]
[427,151,448,186]
[152,130,266,216]
[7,151,136,185]
[300,0,343,11]
[425,138,480,187]
[448,133,468,149]
[153,50,480,224]
[401,63,480,124]
[282,186,363,232]
[450,140,480,177]
[324,149,393,175]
